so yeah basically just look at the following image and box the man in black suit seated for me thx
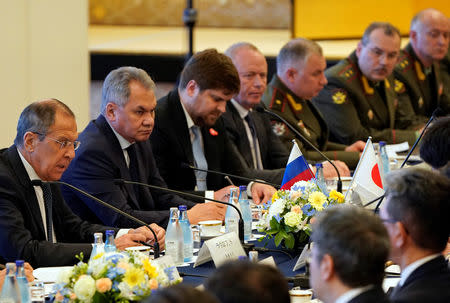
[151,49,276,204]
[310,205,390,303]
[62,67,225,228]
[381,168,450,303]
[221,42,288,185]
[0,99,162,267]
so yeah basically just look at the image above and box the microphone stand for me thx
[32,180,160,258]
[257,107,343,193]
[114,179,254,251]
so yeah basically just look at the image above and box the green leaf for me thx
[285,233,295,249]
[270,217,280,230]
[274,232,284,247]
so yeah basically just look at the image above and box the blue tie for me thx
[191,126,208,191]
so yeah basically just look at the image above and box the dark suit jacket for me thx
[61,115,194,229]
[390,255,450,303]
[221,102,288,184]
[347,286,390,303]
[0,146,115,267]
[150,89,259,193]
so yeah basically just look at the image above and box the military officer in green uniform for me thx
[262,38,364,172]
[394,8,449,128]
[313,22,420,146]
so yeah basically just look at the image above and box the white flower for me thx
[269,198,286,216]
[118,281,135,300]
[56,267,74,284]
[73,275,96,301]
[88,257,107,279]
[284,211,302,228]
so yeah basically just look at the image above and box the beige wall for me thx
[0,0,89,147]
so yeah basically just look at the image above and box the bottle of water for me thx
[0,263,20,303]
[90,232,104,261]
[15,260,30,303]
[178,205,193,262]
[104,230,116,253]
[379,141,390,177]
[315,163,328,195]
[238,186,252,241]
[225,187,241,237]
[165,207,184,265]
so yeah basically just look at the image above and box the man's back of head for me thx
[204,260,290,303]
[310,204,390,303]
[419,116,450,176]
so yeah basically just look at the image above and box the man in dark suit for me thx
[394,8,449,128]
[222,42,288,185]
[262,38,363,172]
[62,67,225,228]
[151,49,276,204]
[0,99,162,267]
[380,168,450,302]
[313,22,420,146]
[310,205,390,303]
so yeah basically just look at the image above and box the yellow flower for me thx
[143,258,158,279]
[123,267,145,288]
[93,252,104,260]
[284,211,302,228]
[308,192,327,211]
[272,191,279,201]
[329,190,345,203]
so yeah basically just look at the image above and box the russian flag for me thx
[281,141,315,190]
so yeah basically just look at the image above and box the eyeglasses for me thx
[34,132,81,151]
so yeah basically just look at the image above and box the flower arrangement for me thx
[257,181,345,249]
[54,251,180,302]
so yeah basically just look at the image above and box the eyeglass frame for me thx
[33,132,81,151]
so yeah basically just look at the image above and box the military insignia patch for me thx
[362,76,374,95]
[272,122,286,136]
[384,79,390,89]
[297,120,311,137]
[414,61,426,81]
[287,93,302,112]
[367,109,374,120]
[276,99,282,105]
[394,79,405,93]
[418,97,424,108]
[332,90,347,104]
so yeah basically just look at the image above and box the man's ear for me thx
[286,67,297,84]
[105,102,118,122]
[356,41,363,58]
[186,80,199,97]
[23,132,38,152]
[320,254,335,281]
[393,221,408,249]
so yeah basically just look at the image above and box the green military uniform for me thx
[262,75,360,169]
[394,43,449,127]
[313,51,418,146]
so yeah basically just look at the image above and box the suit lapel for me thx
[94,116,141,210]
[7,146,47,240]
[228,102,253,168]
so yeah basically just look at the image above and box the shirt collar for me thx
[399,254,441,286]
[104,116,133,150]
[180,99,195,129]
[335,285,374,303]
[230,98,250,119]
[17,148,41,183]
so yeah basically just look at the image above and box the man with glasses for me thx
[394,8,449,128]
[380,168,450,302]
[313,22,419,146]
[0,99,164,267]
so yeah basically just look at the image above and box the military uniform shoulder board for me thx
[337,62,357,83]
[331,89,348,104]
[397,52,411,72]
[394,79,406,93]
[269,87,286,112]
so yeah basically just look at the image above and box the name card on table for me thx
[293,243,312,271]
[194,232,246,268]
[154,255,181,283]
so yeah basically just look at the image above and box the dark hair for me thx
[14,99,75,147]
[204,260,290,303]
[101,66,155,113]
[143,284,218,303]
[178,49,240,94]
[361,22,401,46]
[311,205,390,287]
[419,116,450,169]
[385,168,450,252]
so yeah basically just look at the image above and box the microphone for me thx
[31,179,161,258]
[114,179,249,247]
[373,107,444,212]
[256,106,343,193]
[400,107,444,168]
[180,163,280,188]
[362,194,385,208]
